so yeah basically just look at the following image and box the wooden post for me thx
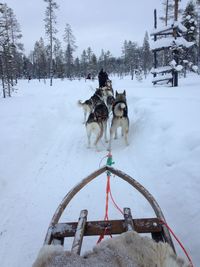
[173,0,179,87]
[165,0,169,26]
[71,210,88,255]
[124,208,134,231]
[153,9,157,78]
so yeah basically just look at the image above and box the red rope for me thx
[109,187,124,216]
[104,175,110,221]
[97,175,112,243]
[160,220,194,267]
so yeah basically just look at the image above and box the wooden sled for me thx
[44,166,175,255]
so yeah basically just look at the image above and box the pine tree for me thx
[90,53,97,78]
[0,3,23,97]
[80,49,87,77]
[142,31,152,77]
[122,40,140,79]
[182,1,198,42]
[44,0,58,86]
[53,38,64,78]
[74,57,81,78]
[197,0,200,71]
[63,23,76,78]
[32,38,49,81]
[182,1,198,65]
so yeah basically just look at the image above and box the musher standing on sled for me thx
[98,68,108,88]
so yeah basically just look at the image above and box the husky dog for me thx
[101,79,114,96]
[105,79,114,95]
[78,89,104,123]
[106,94,115,113]
[108,90,129,150]
[86,101,109,150]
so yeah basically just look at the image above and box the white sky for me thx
[4,0,188,57]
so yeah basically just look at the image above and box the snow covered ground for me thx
[0,74,200,267]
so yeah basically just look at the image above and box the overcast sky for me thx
[4,0,188,57]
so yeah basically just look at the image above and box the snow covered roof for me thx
[151,36,194,51]
[150,22,187,36]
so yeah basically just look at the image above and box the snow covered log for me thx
[32,231,189,267]
[151,37,194,51]
[152,74,173,84]
[151,66,173,74]
[150,22,187,36]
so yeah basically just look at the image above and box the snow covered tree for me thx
[98,49,106,70]
[80,49,87,77]
[53,38,64,78]
[182,1,197,42]
[122,40,140,79]
[22,55,33,79]
[85,46,93,76]
[32,38,48,80]
[103,50,112,72]
[182,1,198,65]
[6,6,23,82]
[83,47,97,78]
[141,31,152,77]
[90,53,97,77]
[44,0,58,86]
[63,23,76,78]
[0,3,23,97]
[197,0,200,71]
[74,57,81,78]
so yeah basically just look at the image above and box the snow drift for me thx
[32,231,189,267]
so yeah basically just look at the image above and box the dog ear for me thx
[123,90,126,96]
[115,91,118,97]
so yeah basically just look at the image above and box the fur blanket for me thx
[33,231,189,267]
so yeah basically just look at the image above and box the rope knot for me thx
[106,152,114,176]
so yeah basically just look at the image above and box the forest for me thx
[0,0,200,96]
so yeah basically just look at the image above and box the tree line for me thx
[0,0,200,97]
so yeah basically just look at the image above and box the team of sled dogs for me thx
[78,79,129,150]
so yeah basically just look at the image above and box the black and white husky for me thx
[86,101,109,150]
[78,89,104,123]
[108,90,129,150]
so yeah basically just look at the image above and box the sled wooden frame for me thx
[44,166,175,254]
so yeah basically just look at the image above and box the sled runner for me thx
[44,165,175,255]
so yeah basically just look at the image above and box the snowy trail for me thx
[0,76,200,266]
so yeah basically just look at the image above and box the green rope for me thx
[106,153,114,175]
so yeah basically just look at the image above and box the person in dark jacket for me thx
[86,73,91,79]
[98,68,108,88]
